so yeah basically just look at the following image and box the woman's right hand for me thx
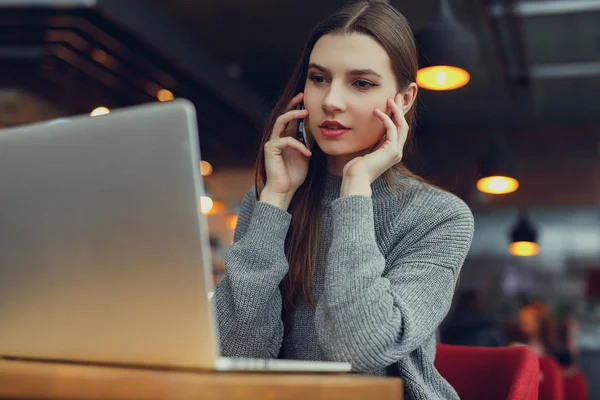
[260,93,312,209]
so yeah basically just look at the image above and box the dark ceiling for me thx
[2,0,600,208]
[146,0,600,127]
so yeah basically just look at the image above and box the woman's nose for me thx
[322,88,346,113]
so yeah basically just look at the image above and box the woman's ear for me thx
[397,82,418,115]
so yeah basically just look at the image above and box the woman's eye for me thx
[353,79,375,89]
[310,75,327,84]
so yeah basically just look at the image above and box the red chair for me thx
[538,356,564,400]
[563,370,588,400]
[435,344,539,400]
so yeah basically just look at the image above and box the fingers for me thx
[271,108,309,140]
[369,134,387,153]
[285,92,304,112]
[279,92,306,137]
[373,96,409,148]
[389,95,407,129]
[373,107,397,144]
[390,95,409,149]
[265,136,312,158]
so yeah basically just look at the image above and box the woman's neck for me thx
[326,149,370,176]
[326,155,351,176]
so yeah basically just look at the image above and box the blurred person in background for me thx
[518,301,558,356]
[441,290,507,347]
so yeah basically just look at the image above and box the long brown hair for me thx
[253,0,428,331]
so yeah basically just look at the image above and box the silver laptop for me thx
[0,99,351,373]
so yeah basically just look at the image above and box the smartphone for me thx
[296,102,309,148]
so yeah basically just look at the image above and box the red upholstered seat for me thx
[563,370,589,400]
[538,356,564,400]
[435,344,539,400]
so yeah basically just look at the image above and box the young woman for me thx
[214,1,474,398]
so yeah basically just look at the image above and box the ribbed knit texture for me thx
[213,171,474,400]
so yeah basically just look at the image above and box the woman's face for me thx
[303,33,401,159]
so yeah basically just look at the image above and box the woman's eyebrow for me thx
[308,63,383,79]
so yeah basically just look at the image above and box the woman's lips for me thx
[319,127,351,138]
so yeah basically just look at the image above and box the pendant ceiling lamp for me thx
[509,211,540,257]
[414,0,477,91]
[477,133,519,195]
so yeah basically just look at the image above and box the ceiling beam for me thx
[531,61,600,79]
[0,45,44,59]
[491,0,600,17]
[0,0,94,6]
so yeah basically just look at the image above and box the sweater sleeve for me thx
[314,193,474,372]
[212,187,292,358]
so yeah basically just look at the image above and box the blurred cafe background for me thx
[1,0,600,398]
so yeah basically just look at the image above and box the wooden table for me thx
[0,359,403,400]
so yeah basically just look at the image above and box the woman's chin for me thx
[315,141,354,156]
[317,142,369,157]
[320,147,346,156]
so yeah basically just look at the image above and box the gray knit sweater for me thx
[213,171,474,400]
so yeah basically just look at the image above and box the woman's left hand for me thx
[340,94,408,197]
